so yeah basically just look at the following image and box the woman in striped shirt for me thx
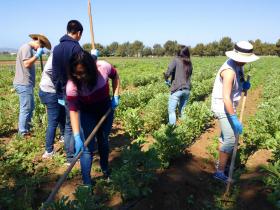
[66,50,120,185]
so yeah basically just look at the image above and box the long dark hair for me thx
[177,45,192,79]
[68,50,98,91]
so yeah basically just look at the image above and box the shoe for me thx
[77,184,93,195]
[213,171,228,183]
[102,170,111,182]
[215,160,219,170]
[59,135,64,143]
[224,165,230,176]
[215,160,230,176]
[42,151,54,159]
[22,132,32,138]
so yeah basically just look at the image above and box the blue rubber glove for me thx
[165,80,171,87]
[229,114,243,134]
[242,81,251,91]
[74,133,84,157]
[91,49,99,58]
[35,47,44,58]
[58,99,65,106]
[111,95,120,110]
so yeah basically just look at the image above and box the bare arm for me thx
[70,111,80,135]
[23,56,38,69]
[112,72,120,96]
[221,69,235,115]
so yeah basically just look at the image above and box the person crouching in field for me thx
[211,41,259,182]
[13,34,51,137]
[66,50,120,185]
[39,54,66,159]
[164,46,192,125]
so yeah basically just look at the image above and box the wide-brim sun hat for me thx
[29,34,51,50]
[225,41,259,63]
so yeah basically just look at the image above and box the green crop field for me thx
[0,57,279,209]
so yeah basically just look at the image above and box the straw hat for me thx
[29,34,51,50]
[225,41,259,63]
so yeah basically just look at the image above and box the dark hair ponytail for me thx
[178,46,192,79]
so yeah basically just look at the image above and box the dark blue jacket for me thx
[52,35,82,99]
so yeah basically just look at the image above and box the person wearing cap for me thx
[164,45,193,125]
[211,41,259,182]
[13,34,51,136]
[52,20,83,164]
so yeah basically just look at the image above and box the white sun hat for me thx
[225,41,259,63]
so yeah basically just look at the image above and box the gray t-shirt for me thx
[13,44,35,86]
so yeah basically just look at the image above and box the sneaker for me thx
[22,132,32,138]
[215,160,230,176]
[213,171,228,183]
[215,160,219,170]
[42,151,54,159]
[77,184,93,195]
[102,170,111,182]
[59,135,64,143]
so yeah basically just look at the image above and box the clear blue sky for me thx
[1,0,279,49]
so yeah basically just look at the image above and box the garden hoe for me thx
[223,75,251,201]
[42,1,112,208]
[42,109,112,208]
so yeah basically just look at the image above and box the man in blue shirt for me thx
[52,20,83,164]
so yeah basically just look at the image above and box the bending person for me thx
[66,50,120,185]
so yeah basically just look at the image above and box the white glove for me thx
[91,49,99,58]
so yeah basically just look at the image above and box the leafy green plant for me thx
[153,124,185,168]
[122,108,144,138]
[261,161,280,209]
[111,141,160,201]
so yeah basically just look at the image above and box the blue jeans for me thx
[214,112,236,153]
[79,101,114,185]
[14,84,35,135]
[64,97,75,162]
[168,89,190,125]
[39,89,65,153]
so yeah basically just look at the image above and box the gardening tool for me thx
[43,108,112,208]
[39,56,43,72]
[224,75,251,197]
[88,0,95,50]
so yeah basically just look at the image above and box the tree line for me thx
[83,37,280,57]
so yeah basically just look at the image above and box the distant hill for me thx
[0,48,17,53]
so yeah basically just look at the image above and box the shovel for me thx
[223,75,251,198]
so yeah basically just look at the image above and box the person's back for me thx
[14,43,36,87]
[52,20,83,99]
[13,35,50,136]
[164,46,192,125]
[52,19,83,164]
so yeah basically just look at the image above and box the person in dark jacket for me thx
[164,46,193,125]
[52,20,83,164]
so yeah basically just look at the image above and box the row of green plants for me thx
[45,57,219,208]
[1,57,275,209]
[239,58,280,208]
[0,68,67,210]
